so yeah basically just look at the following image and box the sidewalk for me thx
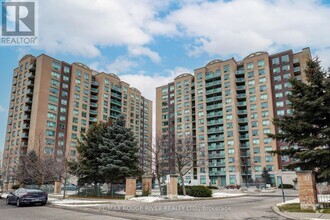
[272,198,330,220]
[273,205,330,220]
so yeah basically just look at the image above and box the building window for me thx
[247,62,254,70]
[257,60,265,67]
[272,57,279,65]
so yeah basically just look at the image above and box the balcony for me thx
[206,88,222,95]
[25,97,32,104]
[111,99,122,106]
[23,124,30,129]
[13,79,17,85]
[208,153,225,159]
[8,120,12,125]
[237,110,247,115]
[10,103,14,109]
[27,72,35,79]
[91,81,99,87]
[207,128,224,134]
[26,89,33,96]
[236,85,246,91]
[10,95,15,101]
[205,72,221,80]
[91,88,99,94]
[111,86,122,93]
[24,115,31,121]
[208,136,224,142]
[236,69,245,75]
[209,170,226,175]
[14,72,18,78]
[239,135,249,140]
[237,101,247,107]
[27,81,34,87]
[89,117,97,122]
[235,78,245,83]
[208,144,225,150]
[8,111,13,117]
[12,88,16,93]
[207,119,224,126]
[238,126,248,131]
[90,95,98,101]
[207,112,223,118]
[21,143,28,148]
[240,152,251,157]
[90,103,98,108]
[22,132,29,138]
[206,96,221,102]
[90,110,97,115]
[205,80,221,88]
[294,67,301,73]
[110,107,122,113]
[238,118,248,123]
[293,58,299,64]
[240,143,250,149]
[208,162,226,167]
[111,93,122,99]
[236,94,246,99]
[29,63,36,71]
[24,106,31,112]
[206,104,222,110]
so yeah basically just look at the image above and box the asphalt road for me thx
[83,195,292,220]
[0,198,127,220]
[0,193,293,220]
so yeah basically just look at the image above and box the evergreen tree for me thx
[69,121,111,186]
[98,115,141,184]
[261,167,272,185]
[268,58,330,182]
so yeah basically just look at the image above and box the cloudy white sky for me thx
[1,0,330,149]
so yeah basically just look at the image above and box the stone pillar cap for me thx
[296,170,314,174]
[142,174,153,178]
[169,174,179,177]
[125,177,137,179]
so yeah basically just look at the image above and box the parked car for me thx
[6,188,48,207]
[62,184,77,191]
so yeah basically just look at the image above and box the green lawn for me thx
[278,203,330,214]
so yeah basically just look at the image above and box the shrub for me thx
[226,184,240,189]
[12,184,20,190]
[278,184,293,189]
[178,185,212,197]
[207,186,218,190]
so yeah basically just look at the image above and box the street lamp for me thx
[278,169,285,203]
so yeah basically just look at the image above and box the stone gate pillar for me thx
[296,171,318,210]
[8,182,13,191]
[167,174,178,199]
[54,181,62,194]
[142,174,153,196]
[125,177,137,199]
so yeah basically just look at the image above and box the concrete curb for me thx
[272,205,298,220]
[153,195,246,203]
[49,204,178,220]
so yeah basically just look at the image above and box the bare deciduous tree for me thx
[173,136,204,196]
[145,133,169,195]
[235,152,255,188]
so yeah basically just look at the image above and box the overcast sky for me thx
[1,0,330,151]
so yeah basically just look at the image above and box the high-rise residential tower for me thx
[2,54,152,185]
[156,48,311,187]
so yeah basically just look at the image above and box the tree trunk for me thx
[111,182,114,198]
[63,177,67,199]
[181,175,186,196]
[94,182,98,196]
[157,177,162,196]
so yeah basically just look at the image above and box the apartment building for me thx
[156,48,311,187]
[2,54,152,184]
